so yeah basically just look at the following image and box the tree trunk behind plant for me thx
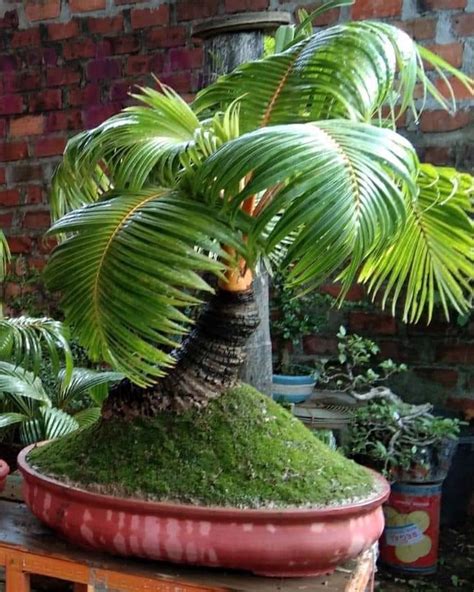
[202,27,273,397]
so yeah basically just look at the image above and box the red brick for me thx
[225,0,268,13]
[0,95,24,115]
[424,0,465,8]
[38,236,57,254]
[88,14,123,34]
[177,0,219,21]
[0,168,5,184]
[0,141,28,162]
[0,56,17,72]
[110,35,140,55]
[34,136,67,157]
[437,343,474,364]
[2,71,42,93]
[420,109,471,132]
[131,6,169,29]
[70,0,106,12]
[393,18,437,41]
[0,213,13,227]
[168,48,203,71]
[126,55,151,76]
[446,397,474,418]
[0,10,19,30]
[0,190,20,206]
[87,58,121,81]
[46,110,83,132]
[453,13,474,37]
[349,311,397,335]
[83,104,122,129]
[302,335,338,355]
[0,120,5,137]
[24,210,51,229]
[415,368,459,389]
[25,0,61,22]
[424,146,451,165]
[68,84,101,107]
[110,81,132,101]
[352,0,402,19]
[25,47,58,68]
[150,53,165,73]
[63,38,96,60]
[25,185,44,204]
[47,20,80,40]
[28,257,47,271]
[319,283,365,302]
[10,115,45,137]
[435,77,473,102]
[10,164,43,183]
[146,26,186,49]
[8,236,33,254]
[11,28,41,48]
[29,89,62,112]
[297,5,339,26]
[159,71,194,93]
[46,66,81,87]
[424,43,463,70]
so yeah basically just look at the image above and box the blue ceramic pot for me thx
[272,374,316,404]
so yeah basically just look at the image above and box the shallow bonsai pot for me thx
[272,374,316,404]
[0,459,9,492]
[19,446,389,577]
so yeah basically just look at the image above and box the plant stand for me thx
[0,500,377,592]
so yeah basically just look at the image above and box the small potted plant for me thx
[316,326,407,404]
[270,273,323,403]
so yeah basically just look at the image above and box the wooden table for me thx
[0,500,376,592]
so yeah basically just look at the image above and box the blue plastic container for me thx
[272,374,316,404]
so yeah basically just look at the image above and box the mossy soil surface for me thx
[29,384,374,508]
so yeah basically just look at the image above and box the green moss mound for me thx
[29,384,374,508]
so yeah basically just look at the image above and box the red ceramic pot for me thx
[19,446,389,577]
[0,459,9,492]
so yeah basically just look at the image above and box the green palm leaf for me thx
[20,407,79,445]
[54,367,123,409]
[0,412,28,430]
[194,21,472,131]
[0,361,49,402]
[0,316,72,380]
[46,189,249,386]
[358,165,473,322]
[73,406,101,428]
[198,120,417,287]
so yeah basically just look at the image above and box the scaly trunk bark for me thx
[102,287,260,419]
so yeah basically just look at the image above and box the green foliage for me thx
[0,366,122,445]
[346,398,460,475]
[29,384,373,507]
[317,326,407,394]
[45,17,473,387]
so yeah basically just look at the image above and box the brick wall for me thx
[0,0,473,410]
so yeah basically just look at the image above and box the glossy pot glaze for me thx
[0,459,9,492]
[19,446,389,577]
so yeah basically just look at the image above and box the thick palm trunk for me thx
[102,287,260,419]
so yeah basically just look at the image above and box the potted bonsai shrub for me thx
[17,2,473,578]
[316,326,408,404]
[271,272,323,403]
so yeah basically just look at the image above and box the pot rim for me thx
[19,444,390,521]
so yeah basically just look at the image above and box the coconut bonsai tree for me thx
[22,1,473,577]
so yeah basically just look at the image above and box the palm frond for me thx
[73,406,101,428]
[194,21,472,131]
[0,361,49,402]
[45,188,250,386]
[358,165,473,322]
[198,120,417,288]
[19,406,79,445]
[54,367,123,409]
[50,86,242,222]
[0,229,10,284]
[0,412,28,430]
[0,316,72,380]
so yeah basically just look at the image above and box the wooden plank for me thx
[0,500,364,592]
[73,585,95,592]
[4,552,30,592]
